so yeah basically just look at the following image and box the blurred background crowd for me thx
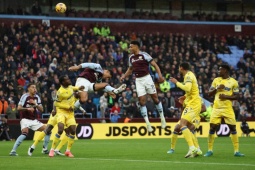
[0,20,254,122]
[0,0,255,124]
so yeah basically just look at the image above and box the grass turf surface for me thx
[0,137,254,170]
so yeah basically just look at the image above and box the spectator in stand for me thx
[83,98,97,118]
[99,92,108,122]
[101,23,111,37]
[48,58,58,73]
[110,110,121,123]
[240,118,255,137]
[0,117,12,141]
[93,23,101,36]
[31,1,42,15]
[111,102,121,115]
[0,96,8,116]
[6,101,18,119]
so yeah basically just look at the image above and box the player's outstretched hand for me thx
[178,96,186,104]
[79,86,85,91]
[169,77,178,84]
[120,75,125,82]
[68,65,80,71]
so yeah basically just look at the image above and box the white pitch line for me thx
[1,156,254,167]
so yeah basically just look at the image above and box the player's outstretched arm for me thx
[121,66,133,81]
[150,60,164,83]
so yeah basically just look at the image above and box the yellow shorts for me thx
[57,113,76,128]
[210,108,236,125]
[177,115,200,129]
[181,105,201,124]
[47,114,58,127]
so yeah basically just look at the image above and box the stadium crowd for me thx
[0,21,254,122]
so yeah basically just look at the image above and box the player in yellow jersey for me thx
[170,62,201,158]
[167,96,206,155]
[48,75,84,158]
[28,92,86,156]
[204,64,244,157]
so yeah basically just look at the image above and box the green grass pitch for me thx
[0,137,254,170]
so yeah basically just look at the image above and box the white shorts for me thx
[135,74,157,97]
[20,118,44,131]
[75,77,94,92]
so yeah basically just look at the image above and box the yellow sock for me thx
[171,133,178,150]
[191,132,199,148]
[56,134,69,151]
[51,133,61,150]
[208,133,215,151]
[66,135,75,151]
[231,134,239,152]
[181,126,194,147]
[32,131,46,147]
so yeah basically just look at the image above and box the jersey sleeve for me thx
[176,74,192,92]
[18,94,26,106]
[211,78,217,89]
[233,80,239,94]
[35,94,42,105]
[71,86,79,91]
[143,52,153,63]
[128,55,132,67]
[81,63,103,73]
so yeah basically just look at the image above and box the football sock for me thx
[66,135,75,151]
[155,102,164,118]
[140,106,150,125]
[43,133,51,150]
[104,85,115,92]
[56,134,69,151]
[191,131,199,148]
[12,134,27,151]
[230,132,239,152]
[181,126,194,147]
[171,132,178,150]
[74,100,81,109]
[51,133,61,150]
[32,131,46,148]
[208,131,215,151]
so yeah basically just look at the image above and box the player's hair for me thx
[27,83,35,88]
[59,75,68,85]
[108,69,113,77]
[130,41,140,48]
[179,62,190,70]
[220,64,230,72]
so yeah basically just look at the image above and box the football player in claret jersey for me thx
[170,62,201,158]
[48,75,84,157]
[120,40,166,132]
[204,64,244,157]
[10,83,46,156]
[68,62,127,111]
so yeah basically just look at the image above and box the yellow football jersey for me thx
[177,71,201,107]
[211,77,239,110]
[54,85,79,114]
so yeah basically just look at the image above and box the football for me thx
[55,3,67,13]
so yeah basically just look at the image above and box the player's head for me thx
[59,75,71,87]
[129,41,140,54]
[218,64,230,77]
[103,69,112,79]
[27,83,37,95]
[179,62,190,74]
